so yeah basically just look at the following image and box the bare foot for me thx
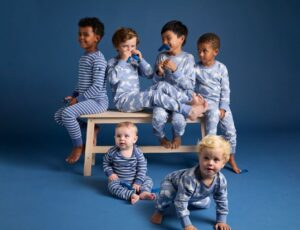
[131,193,140,204]
[171,136,181,149]
[229,154,241,174]
[184,225,198,230]
[189,93,205,105]
[151,212,163,225]
[160,137,172,149]
[140,192,156,200]
[65,145,84,164]
[188,103,207,121]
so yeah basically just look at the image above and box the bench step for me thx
[93,145,198,153]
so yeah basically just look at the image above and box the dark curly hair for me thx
[78,17,104,39]
[197,33,220,50]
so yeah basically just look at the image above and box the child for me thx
[151,135,231,230]
[107,27,207,121]
[152,20,196,149]
[103,122,155,204]
[195,33,240,173]
[54,17,108,164]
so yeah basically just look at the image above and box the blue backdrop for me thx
[1,0,299,144]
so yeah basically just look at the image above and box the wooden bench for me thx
[81,110,206,176]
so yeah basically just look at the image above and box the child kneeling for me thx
[103,122,155,204]
[151,135,231,230]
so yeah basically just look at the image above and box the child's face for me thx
[78,26,100,52]
[197,42,218,67]
[114,126,138,151]
[199,147,225,178]
[161,30,184,55]
[116,37,137,56]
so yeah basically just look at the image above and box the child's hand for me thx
[214,222,231,230]
[65,96,77,106]
[132,49,143,60]
[162,59,177,72]
[132,183,141,193]
[184,225,198,230]
[108,173,119,182]
[156,62,165,76]
[219,109,226,120]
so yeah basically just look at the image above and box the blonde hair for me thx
[112,27,139,48]
[115,121,138,135]
[198,135,231,162]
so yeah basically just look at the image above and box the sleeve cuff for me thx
[216,214,227,223]
[180,216,192,228]
[105,170,113,177]
[219,102,229,111]
[76,94,86,102]
[134,179,143,185]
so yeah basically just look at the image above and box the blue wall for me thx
[1,0,299,143]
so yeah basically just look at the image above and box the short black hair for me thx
[197,33,220,50]
[78,17,104,38]
[161,20,188,46]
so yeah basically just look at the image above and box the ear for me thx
[180,35,185,44]
[95,35,101,43]
[214,48,219,56]
[133,135,138,144]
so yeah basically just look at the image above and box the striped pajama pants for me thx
[108,176,153,201]
[54,99,108,147]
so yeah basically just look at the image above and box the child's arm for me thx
[103,147,117,179]
[133,147,147,187]
[76,56,107,102]
[169,54,195,91]
[174,175,195,228]
[219,65,230,112]
[213,174,229,226]
[136,50,154,79]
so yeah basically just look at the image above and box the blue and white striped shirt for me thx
[195,60,230,111]
[103,145,148,185]
[73,50,108,103]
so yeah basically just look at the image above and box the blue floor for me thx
[1,129,300,230]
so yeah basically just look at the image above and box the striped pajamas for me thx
[152,51,196,138]
[54,50,108,147]
[103,145,153,201]
[195,60,237,153]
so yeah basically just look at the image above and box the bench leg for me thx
[84,119,95,176]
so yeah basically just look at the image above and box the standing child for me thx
[54,17,108,164]
[195,33,240,173]
[153,20,196,149]
[151,135,231,230]
[103,122,155,204]
[107,27,207,120]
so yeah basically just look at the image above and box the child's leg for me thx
[108,179,135,201]
[219,109,240,173]
[151,179,177,224]
[139,176,156,200]
[171,112,186,149]
[59,100,107,163]
[204,101,220,136]
[152,107,171,148]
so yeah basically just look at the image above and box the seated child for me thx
[152,20,197,149]
[106,27,207,121]
[151,135,231,230]
[54,17,108,164]
[195,32,241,173]
[103,122,155,204]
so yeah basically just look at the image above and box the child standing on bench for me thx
[107,27,207,121]
[103,122,155,204]
[54,17,108,164]
[152,20,196,149]
[195,33,240,173]
[151,135,231,230]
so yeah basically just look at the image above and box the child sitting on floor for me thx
[103,122,155,204]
